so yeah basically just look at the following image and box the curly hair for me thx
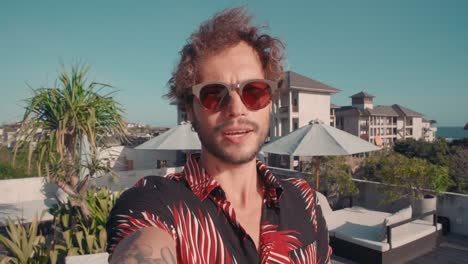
[165,7,285,110]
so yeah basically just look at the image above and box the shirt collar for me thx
[182,154,284,206]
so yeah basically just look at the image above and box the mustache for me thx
[214,119,259,133]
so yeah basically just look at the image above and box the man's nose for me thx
[223,89,247,117]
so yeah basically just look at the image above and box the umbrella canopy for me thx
[262,120,380,156]
[135,122,201,150]
[262,119,380,189]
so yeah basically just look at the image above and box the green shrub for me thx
[0,212,53,264]
[0,186,120,263]
[48,186,121,260]
[363,151,451,201]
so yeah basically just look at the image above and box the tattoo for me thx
[111,231,176,264]
[156,247,177,264]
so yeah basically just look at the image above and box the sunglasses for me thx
[189,79,278,112]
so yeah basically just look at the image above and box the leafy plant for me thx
[86,187,121,226]
[47,186,121,261]
[13,64,127,219]
[0,212,46,264]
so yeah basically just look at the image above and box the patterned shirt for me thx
[106,154,332,263]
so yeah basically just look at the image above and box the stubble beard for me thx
[192,114,269,165]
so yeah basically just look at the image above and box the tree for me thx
[448,147,468,194]
[13,64,127,218]
[393,138,450,167]
[369,152,450,201]
[302,156,358,205]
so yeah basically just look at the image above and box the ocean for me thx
[436,127,468,140]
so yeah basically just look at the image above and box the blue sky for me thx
[1,0,467,127]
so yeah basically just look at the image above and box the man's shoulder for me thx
[118,175,189,203]
[275,175,317,202]
[277,175,313,190]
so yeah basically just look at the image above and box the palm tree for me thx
[13,64,127,218]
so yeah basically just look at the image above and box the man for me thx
[107,7,332,263]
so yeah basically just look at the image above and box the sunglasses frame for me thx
[189,79,278,112]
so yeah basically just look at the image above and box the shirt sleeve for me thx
[314,192,333,264]
[106,176,176,254]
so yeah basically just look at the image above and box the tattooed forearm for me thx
[156,247,177,263]
[110,226,177,264]
[112,245,176,264]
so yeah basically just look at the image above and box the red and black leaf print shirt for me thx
[106,154,332,263]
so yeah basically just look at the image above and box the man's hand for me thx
[109,226,176,264]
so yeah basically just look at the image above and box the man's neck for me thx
[199,151,262,209]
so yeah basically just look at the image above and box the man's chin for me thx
[207,147,258,165]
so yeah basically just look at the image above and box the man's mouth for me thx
[223,129,253,136]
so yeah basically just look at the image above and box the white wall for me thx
[90,167,183,191]
[97,146,178,171]
[396,118,405,139]
[297,92,330,126]
[0,177,58,204]
[412,117,423,140]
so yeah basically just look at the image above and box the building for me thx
[0,122,22,148]
[126,122,145,129]
[330,104,340,127]
[267,71,340,169]
[335,91,437,147]
[269,71,340,140]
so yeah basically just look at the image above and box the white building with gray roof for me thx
[335,91,437,146]
[269,71,340,140]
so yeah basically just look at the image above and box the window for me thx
[293,118,299,130]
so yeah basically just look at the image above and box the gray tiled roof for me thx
[330,103,340,109]
[337,104,424,118]
[350,91,375,98]
[391,104,423,117]
[366,105,400,116]
[285,71,340,94]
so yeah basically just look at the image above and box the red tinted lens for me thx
[241,81,272,110]
[199,84,227,111]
